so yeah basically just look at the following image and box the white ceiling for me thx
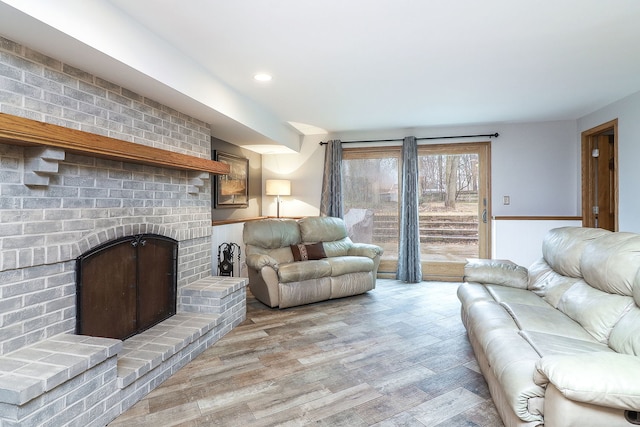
[2,0,640,151]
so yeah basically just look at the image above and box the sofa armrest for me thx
[534,352,640,410]
[246,254,279,271]
[464,258,528,289]
[348,243,383,259]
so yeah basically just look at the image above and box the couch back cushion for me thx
[556,282,634,343]
[548,230,640,344]
[608,268,640,355]
[298,216,348,242]
[243,218,300,250]
[298,216,354,257]
[542,227,611,278]
[528,258,582,308]
[609,308,640,355]
[580,232,640,296]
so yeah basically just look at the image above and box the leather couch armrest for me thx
[534,352,640,410]
[348,243,384,259]
[464,258,528,289]
[246,253,279,271]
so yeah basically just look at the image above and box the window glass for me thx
[342,149,400,261]
[417,151,480,261]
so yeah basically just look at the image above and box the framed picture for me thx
[213,151,249,208]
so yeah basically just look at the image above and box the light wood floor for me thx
[109,280,504,426]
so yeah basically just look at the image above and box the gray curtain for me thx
[397,136,422,282]
[320,139,343,218]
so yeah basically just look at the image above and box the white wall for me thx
[264,121,580,218]
[262,134,326,218]
[578,90,640,232]
[490,121,579,216]
[493,218,582,267]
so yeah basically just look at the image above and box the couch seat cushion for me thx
[326,256,374,276]
[486,284,551,307]
[520,330,612,357]
[277,260,331,283]
[501,302,596,341]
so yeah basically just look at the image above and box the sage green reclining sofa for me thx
[243,216,383,308]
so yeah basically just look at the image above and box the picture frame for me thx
[213,151,249,208]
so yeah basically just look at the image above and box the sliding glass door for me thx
[342,142,491,280]
[342,149,400,271]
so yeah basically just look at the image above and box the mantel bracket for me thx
[23,147,66,187]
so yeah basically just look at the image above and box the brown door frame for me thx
[581,119,618,230]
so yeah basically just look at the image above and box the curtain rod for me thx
[319,132,499,145]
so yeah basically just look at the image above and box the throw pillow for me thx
[291,242,327,261]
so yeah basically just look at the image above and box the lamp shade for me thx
[265,179,291,196]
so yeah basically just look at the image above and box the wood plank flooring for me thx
[109,280,504,427]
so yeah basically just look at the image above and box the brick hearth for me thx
[0,276,247,426]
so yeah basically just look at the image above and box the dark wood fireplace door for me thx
[76,234,177,340]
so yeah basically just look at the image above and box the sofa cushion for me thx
[556,281,634,343]
[277,260,331,283]
[486,284,550,307]
[326,256,374,276]
[290,242,327,261]
[520,330,611,357]
[298,216,348,243]
[465,299,519,337]
[542,227,611,278]
[528,259,581,308]
[243,218,300,249]
[500,302,596,341]
[609,308,640,356]
[634,267,640,308]
[581,232,640,296]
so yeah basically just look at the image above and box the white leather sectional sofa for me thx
[458,227,640,427]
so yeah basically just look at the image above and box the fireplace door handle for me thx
[130,236,147,247]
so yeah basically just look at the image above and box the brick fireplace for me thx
[0,37,247,426]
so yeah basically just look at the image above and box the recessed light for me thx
[254,73,272,82]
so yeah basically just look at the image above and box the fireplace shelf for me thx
[0,113,230,175]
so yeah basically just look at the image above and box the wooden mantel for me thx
[0,113,230,175]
